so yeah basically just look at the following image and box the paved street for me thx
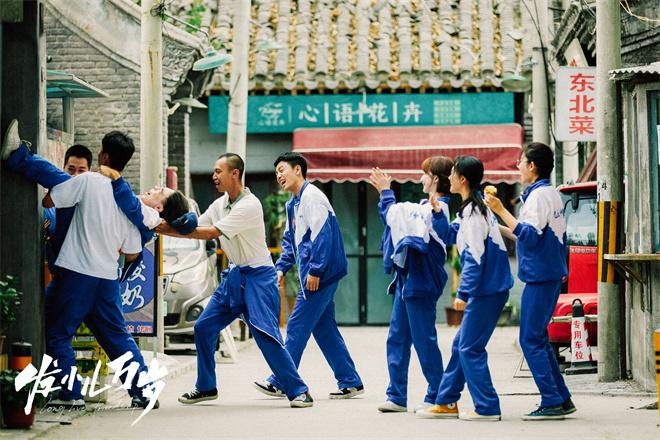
[11,326,659,439]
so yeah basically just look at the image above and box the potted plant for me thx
[0,369,41,429]
[445,247,464,326]
[0,275,22,355]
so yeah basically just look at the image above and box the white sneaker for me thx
[1,119,21,160]
[459,410,501,421]
[290,392,314,408]
[413,402,434,413]
[377,400,407,413]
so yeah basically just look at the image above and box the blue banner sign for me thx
[121,238,158,336]
[209,92,514,134]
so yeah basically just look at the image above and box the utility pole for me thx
[226,0,250,169]
[532,0,550,147]
[595,0,623,382]
[140,0,164,354]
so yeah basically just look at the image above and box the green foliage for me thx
[263,188,290,244]
[185,0,206,33]
[0,369,44,408]
[0,275,22,334]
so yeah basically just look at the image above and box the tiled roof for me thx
[172,0,536,92]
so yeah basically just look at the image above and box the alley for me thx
[32,326,658,440]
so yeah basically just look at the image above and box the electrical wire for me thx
[620,0,660,25]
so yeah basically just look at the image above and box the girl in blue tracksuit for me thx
[419,156,513,422]
[369,156,454,413]
[485,143,573,420]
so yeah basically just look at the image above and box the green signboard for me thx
[208,92,514,134]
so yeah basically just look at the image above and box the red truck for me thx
[548,182,598,356]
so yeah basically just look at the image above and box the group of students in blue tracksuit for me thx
[369,143,575,421]
[2,112,575,422]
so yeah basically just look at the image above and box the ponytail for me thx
[458,188,488,219]
[454,156,488,219]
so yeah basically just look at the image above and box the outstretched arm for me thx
[156,222,221,241]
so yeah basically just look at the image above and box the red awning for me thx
[292,124,524,184]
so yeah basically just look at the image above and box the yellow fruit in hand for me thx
[484,185,497,196]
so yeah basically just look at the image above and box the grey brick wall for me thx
[46,10,144,187]
[167,109,190,195]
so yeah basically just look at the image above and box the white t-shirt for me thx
[198,189,272,267]
[50,172,142,280]
[140,202,162,229]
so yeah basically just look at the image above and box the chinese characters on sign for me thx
[571,317,593,363]
[209,93,514,134]
[556,67,597,141]
[121,238,157,336]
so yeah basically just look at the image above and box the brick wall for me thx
[45,10,144,187]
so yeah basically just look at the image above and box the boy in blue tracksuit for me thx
[485,143,574,420]
[418,156,513,421]
[1,121,192,410]
[369,156,454,413]
[254,152,363,399]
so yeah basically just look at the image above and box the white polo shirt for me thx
[198,189,273,268]
[49,172,142,280]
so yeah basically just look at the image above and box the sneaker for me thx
[413,402,434,414]
[45,398,86,411]
[329,384,364,399]
[253,380,285,398]
[377,400,407,413]
[416,403,459,419]
[522,405,565,421]
[1,119,21,160]
[562,398,577,415]
[131,396,160,409]
[178,388,218,405]
[460,410,502,421]
[290,391,314,408]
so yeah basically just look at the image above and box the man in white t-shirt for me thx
[156,153,314,408]
[1,123,158,411]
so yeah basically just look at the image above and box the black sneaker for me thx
[522,405,565,420]
[253,380,285,398]
[329,384,365,399]
[178,388,218,404]
[131,396,160,409]
[290,391,314,408]
[562,398,577,415]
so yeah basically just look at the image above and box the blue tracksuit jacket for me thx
[513,179,568,283]
[275,181,348,296]
[453,202,514,301]
[378,189,449,301]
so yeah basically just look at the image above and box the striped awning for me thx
[292,123,524,184]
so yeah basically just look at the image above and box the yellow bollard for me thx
[655,330,660,427]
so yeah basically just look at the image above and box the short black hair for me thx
[523,142,554,180]
[218,153,244,179]
[274,152,307,178]
[64,144,92,168]
[101,131,135,172]
[161,191,190,224]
